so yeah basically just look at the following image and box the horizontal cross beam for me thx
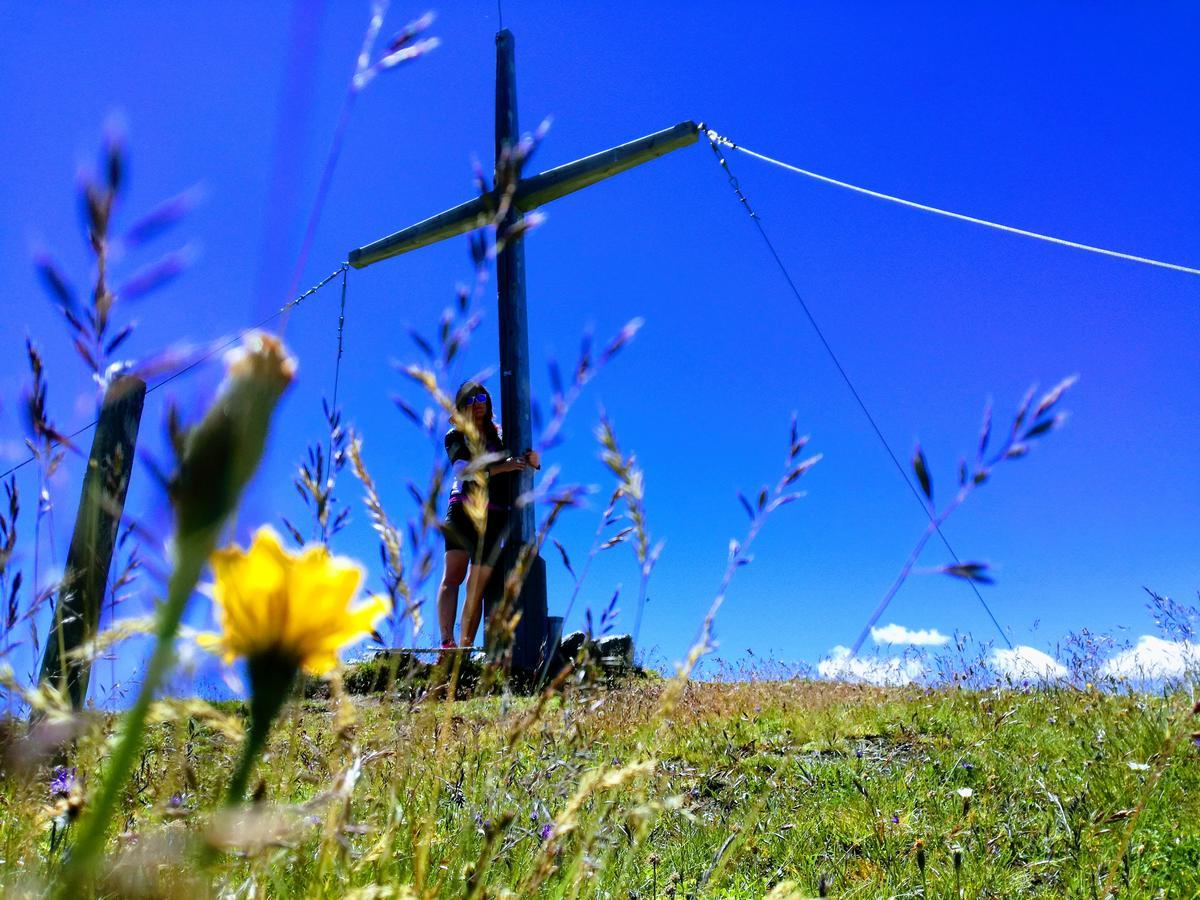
[348,120,699,269]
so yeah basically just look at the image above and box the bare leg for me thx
[438,550,469,644]
[460,563,493,648]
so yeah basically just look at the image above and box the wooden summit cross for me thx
[348,30,697,671]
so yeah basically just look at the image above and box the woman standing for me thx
[438,381,539,650]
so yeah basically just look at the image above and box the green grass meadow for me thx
[5,675,1198,897]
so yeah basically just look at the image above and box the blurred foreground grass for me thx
[4,677,1198,897]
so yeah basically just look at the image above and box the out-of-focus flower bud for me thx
[171,332,295,540]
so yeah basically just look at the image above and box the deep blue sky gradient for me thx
[1,2,1197,696]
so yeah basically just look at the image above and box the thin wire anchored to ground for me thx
[0,263,350,484]
[702,127,1014,651]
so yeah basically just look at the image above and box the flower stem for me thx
[223,710,271,807]
[223,661,293,806]
[58,531,212,895]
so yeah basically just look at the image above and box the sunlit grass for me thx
[3,678,1199,896]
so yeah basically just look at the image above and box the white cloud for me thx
[1101,635,1200,681]
[871,623,950,646]
[990,645,1067,682]
[818,645,925,686]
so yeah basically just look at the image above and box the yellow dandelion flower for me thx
[203,526,390,676]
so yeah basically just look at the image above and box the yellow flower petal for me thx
[299,648,340,677]
[206,528,391,677]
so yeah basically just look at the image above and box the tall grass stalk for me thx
[850,377,1076,656]
[280,4,437,320]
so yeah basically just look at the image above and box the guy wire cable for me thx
[705,129,1200,278]
[330,264,350,416]
[700,125,1014,653]
[0,263,350,483]
[145,262,349,398]
[325,263,351,473]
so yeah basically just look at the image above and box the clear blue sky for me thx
[1,2,1197,696]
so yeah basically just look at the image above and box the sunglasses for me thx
[461,393,488,407]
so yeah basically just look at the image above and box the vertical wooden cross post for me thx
[39,376,145,709]
[491,30,547,671]
[348,28,697,672]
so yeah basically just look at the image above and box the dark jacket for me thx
[444,427,513,510]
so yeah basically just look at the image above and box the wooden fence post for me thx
[39,375,146,709]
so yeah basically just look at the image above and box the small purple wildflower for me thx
[855,749,863,759]
[891,814,900,824]
[167,793,184,809]
[540,823,553,841]
[50,766,77,796]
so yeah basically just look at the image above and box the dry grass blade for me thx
[347,434,418,638]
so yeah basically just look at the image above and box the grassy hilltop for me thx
[5,676,1198,897]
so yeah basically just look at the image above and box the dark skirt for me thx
[442,501,509,564]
